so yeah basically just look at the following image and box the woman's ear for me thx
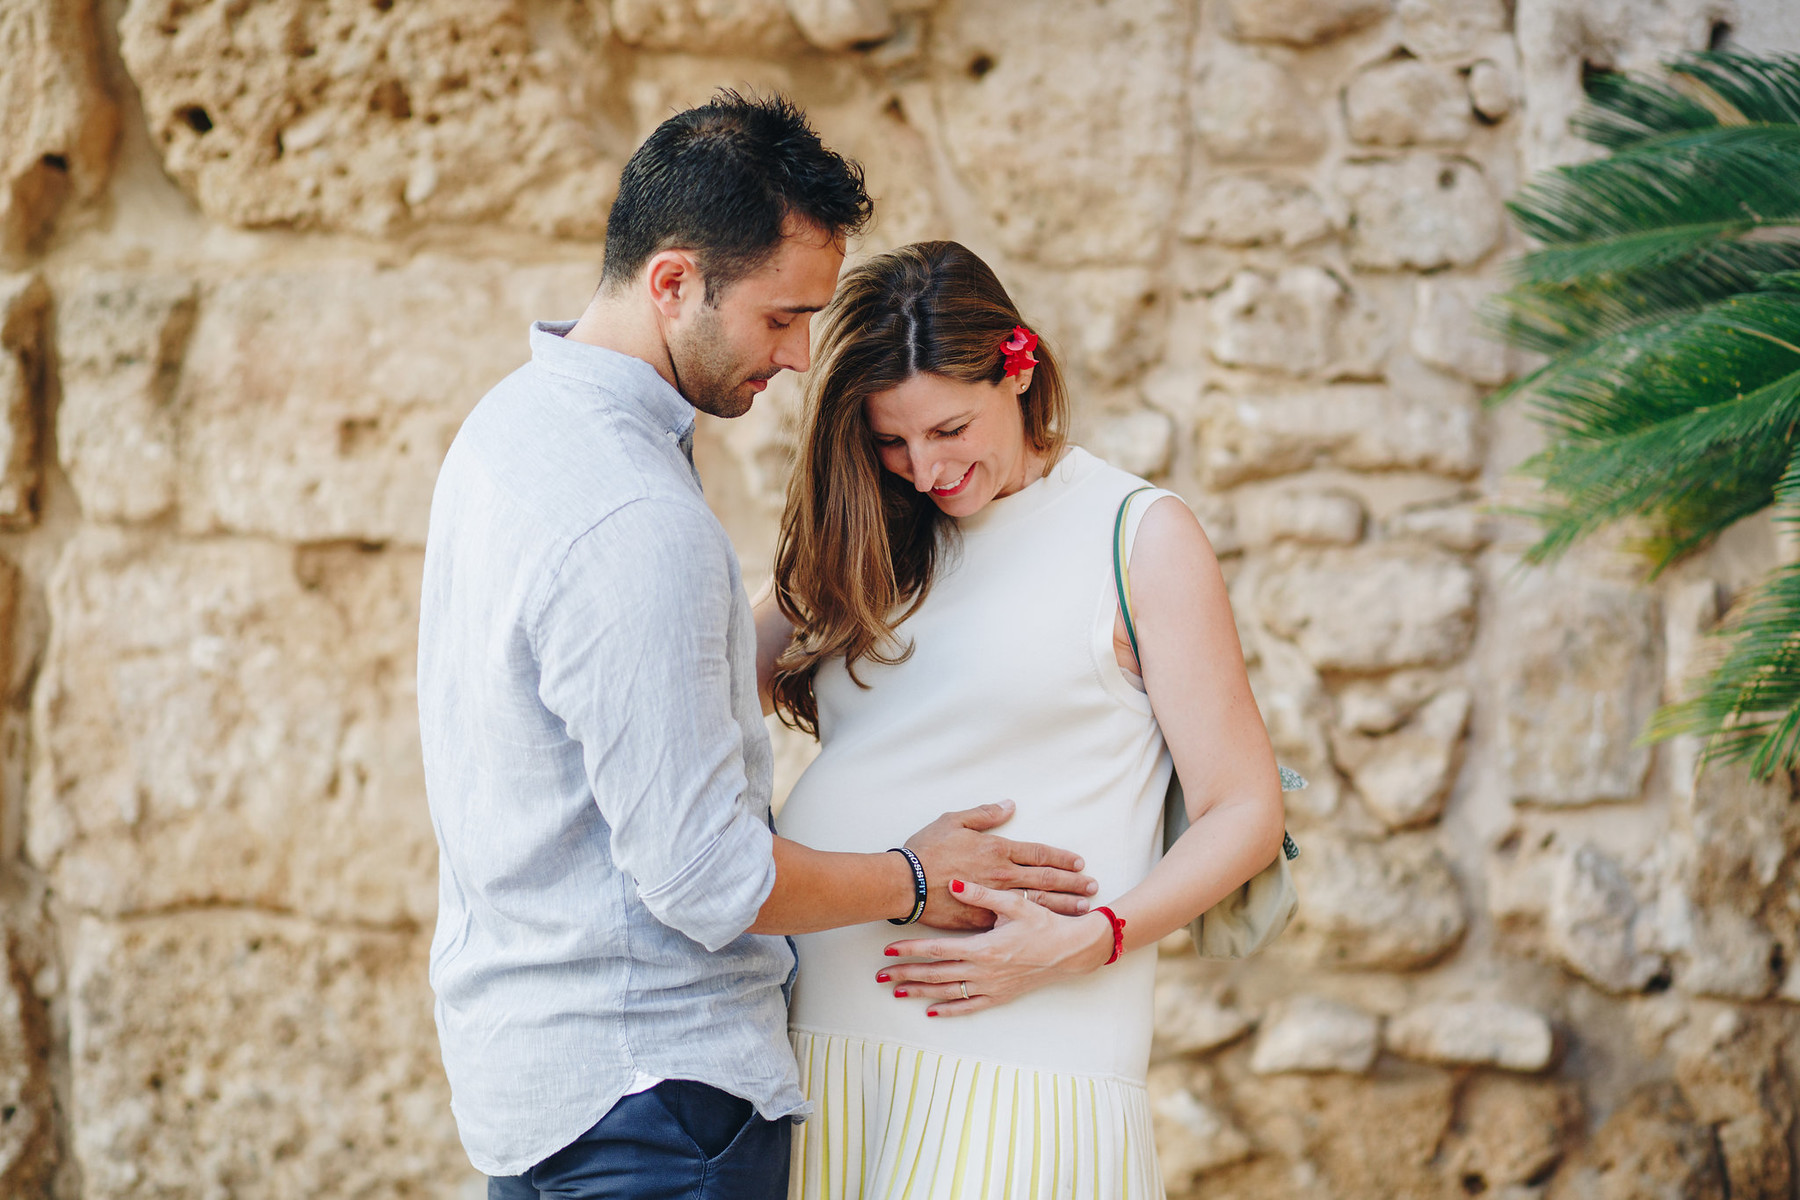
[1012,365,1035,395]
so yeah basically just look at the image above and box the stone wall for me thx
[3,0,1799,1196]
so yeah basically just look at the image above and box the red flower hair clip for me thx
[1001,325,1038,378]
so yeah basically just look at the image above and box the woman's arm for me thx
[878,495,1287,1014]
[751,578,795,717]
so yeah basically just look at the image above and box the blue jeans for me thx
[488,1080,791,1200]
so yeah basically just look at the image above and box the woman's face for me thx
[864,368,1040,518]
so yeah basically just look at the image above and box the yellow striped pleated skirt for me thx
[788,1029,1165,1200]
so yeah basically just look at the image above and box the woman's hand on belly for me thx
[876,879,1115,1015]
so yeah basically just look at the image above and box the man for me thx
[418,92,1094,1199]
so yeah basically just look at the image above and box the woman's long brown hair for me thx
[771,241,1069,735]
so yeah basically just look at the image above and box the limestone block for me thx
[176,258,594,545]
[1245,631,1343,821]
[56,271,197,523]
[1338,155,1504,270]
[1196,384,1480,488]
[1492,567,1659,806]
[0,926,55,1193]
[1231,1069,1458,1200]
[1288,831,1468,969]
[613,0,801,50]
[1178,175,1333,247]
[1443,1076,1581,1195]
[1384,1000,1553,1071]
[1335,668,1443,735]
[1153,979,1254,1056]
[1235,486,1365,547]
[1334,687,1470,828]
[1672,907,1778,1000]
[1014,265,1165,386]
[1258,546,1478,672]
[1547,1084,1725,1200]
[1092,409,1174,478]
[1249,995,1380,1074]
[1206,267,1379,377]
[1547,843,1665,993]
[1386,498,1493,552]
[0,274,47,528]
[0,0,117,258]
[1412,276,1517,385]
[1397,0,1509,59]
[1222,0,1391,46]
[1194,50,1327,164]
[1148,1064,1254,1189]
[931,0,1189,265]
[1679,763,1800,917]
[29,530,437,926]
[1469,59,1517,120]
[787,0,894,49]
[1514,0,1732,172]
[68,912,462,1199]
[1345,59,1474,146]
[119,0,625,237]
[1671,1011,1795,1200]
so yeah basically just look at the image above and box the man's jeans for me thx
[487,1080,791,1199]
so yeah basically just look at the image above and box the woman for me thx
[757,242,1284,1198]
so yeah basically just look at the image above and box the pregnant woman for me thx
[757,241,1286,1198]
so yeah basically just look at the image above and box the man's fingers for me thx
[1030,890,1091,916]
[952,799,1016,832]
[1016,866,1098,897]
[999,837,1085,874]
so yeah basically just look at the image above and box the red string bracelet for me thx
[1095,906,1127,965]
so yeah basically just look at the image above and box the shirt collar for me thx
[529,320,697,445]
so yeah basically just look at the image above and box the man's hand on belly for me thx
[905,800,1098,930]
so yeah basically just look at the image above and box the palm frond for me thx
[1506,290,1800,434]
[1574,51,1800,149]
[1506,126,1800,248]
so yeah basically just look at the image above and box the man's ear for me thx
[644,250,702,320]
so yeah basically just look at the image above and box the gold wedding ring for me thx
[959,981,969,1000]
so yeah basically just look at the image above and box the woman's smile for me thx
[930,465,974,497]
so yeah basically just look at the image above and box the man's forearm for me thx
[746,837,915,934]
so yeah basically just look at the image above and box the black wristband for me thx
[887,847,928,926]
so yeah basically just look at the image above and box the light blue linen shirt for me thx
[418,321,804,1176]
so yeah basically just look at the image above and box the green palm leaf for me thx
[1496,51,1800,775]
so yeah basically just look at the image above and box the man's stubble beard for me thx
[669,302,766,419]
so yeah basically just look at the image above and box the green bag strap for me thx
[1112,487,1156,664]
[1112,486,1300,862]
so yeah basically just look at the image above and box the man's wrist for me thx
[885,847,928,925]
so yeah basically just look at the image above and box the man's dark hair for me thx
[600,91,873,301]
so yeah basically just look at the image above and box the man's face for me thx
[667,220,845,419]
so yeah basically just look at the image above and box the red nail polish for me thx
[884,947,899,957]
[926,1010,938,1017]
[894,988,907,997]
[951,879,965,894]
[876,972,890,983]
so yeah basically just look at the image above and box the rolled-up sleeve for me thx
[532,497,775,952]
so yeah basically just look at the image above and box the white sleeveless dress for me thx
[778,447,1178,1200]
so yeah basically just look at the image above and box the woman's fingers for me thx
[923,994,998,1018]
[945,878,1031,917]
[878,960,970,987]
